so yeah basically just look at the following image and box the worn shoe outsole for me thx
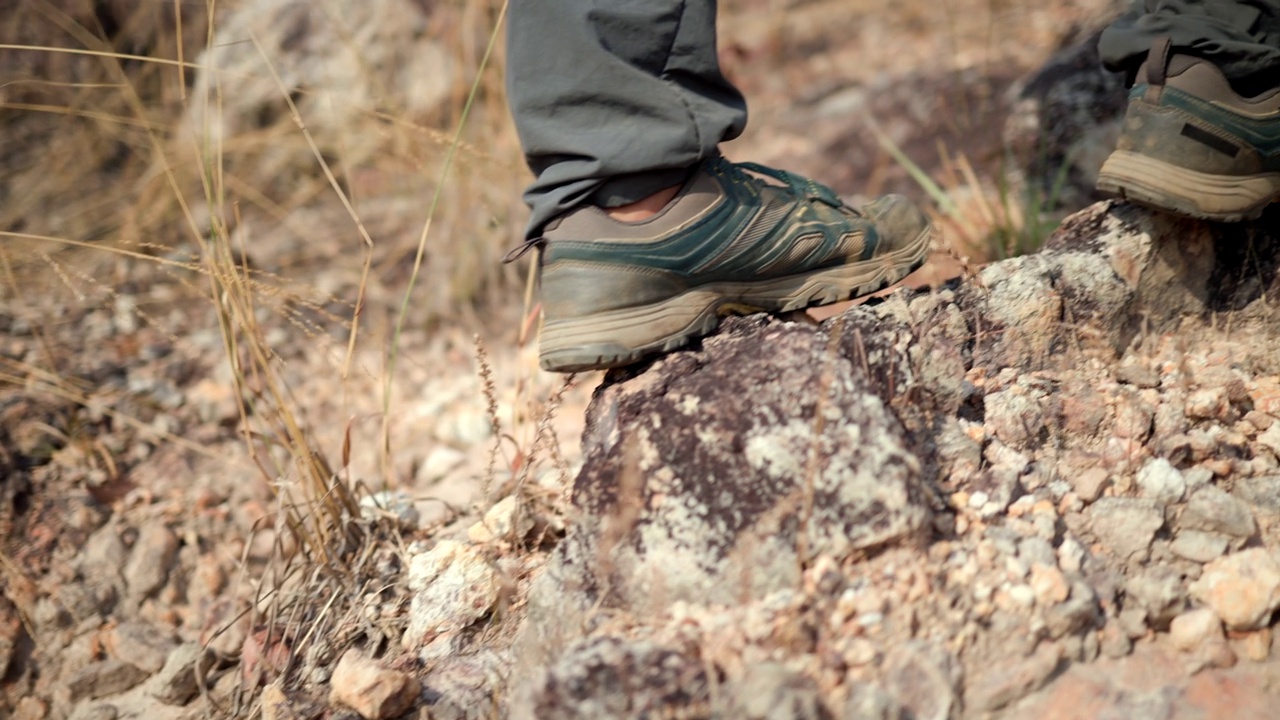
[539,224,932,372]
[1097,150,1280,222]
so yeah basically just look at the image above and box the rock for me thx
[842,683,906,720]
[1186,387,1230,420]
[468,495,533,544]
[1099,619,1132,659]
[985,387,1044,450]
[1069,467,1109,504]
[1180,485,1256,540]
[1030,563,1070,606]
[1258,424,1280,457]
[329,649,420,720]
[68,705,118,720]
[1232,475,1280,517]
[882,642,959,720]
[524,637,709,720]
[967,641,1063,712]
[1135,458,1185,505]
[260,682,299,720]
[122,525,178,601]
[401,540,500,650]
[1045,581,1102,639]
[1189,549,1280,630]
[147,643,214,705]
[1087,497,1163,561]
[1124,567,1185,629]
[1169,608,1225,652]
[1112,392,1154,441]
[1169,530,1229,564]
[724,662,826,720]
[1238,628,1272,662]
[359,491,419,530]
[66,658,150,701]
[107,621,176,674]
[514,315,931,679]
[1115,363,1160,389]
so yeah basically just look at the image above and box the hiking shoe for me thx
[1096,38,1280,222]
[521,156,932,373]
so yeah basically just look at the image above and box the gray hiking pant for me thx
[507,0,1280,239]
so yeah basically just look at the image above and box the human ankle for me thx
[604,184,681,222]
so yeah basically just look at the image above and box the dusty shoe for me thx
[1096,39,1280,221]
[523,156,931,372]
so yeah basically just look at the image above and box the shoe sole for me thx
[539,224,933,372]
[1097,150,1280,222]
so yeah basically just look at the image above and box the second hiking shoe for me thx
[1097,39,1280,222]
[530,156,932,373]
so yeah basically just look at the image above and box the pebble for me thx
[1115,363,1160,389]
[1056,538,1085,575]
[1169,608,1224,652]
[1180,485,1256,539]
[107,621,176,674]
[984,389,1044,450]
[1256,424,1280,457]
[401,540,500,650]
[1239,628,1272,662]
[966,641,1063,712]
[359,491,420,530]
[1087,497,1163,560]
[1136,458,1185,505]
[467,495,533,544]
[147,643,214,705]
[1185,387,1229,420]
[1189,549,1280,630]
[1099,620,1133,659]
[1169,530,1229,564]
[1069,468,1110,504]
[1030,564,1070,606]
[1124,567,1185,628]
[1112,393,1154,440]
[122,525,178,602]
[66,659,150,701]
[329,649,420,720]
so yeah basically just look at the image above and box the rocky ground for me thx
[18,0,1280,719]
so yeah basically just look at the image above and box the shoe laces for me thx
[713,156,852,212]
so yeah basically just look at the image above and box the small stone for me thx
[985,389,1044,450]
[966,641,1062,712]
[1136,458,1185,505]
[1183,465,1214,490]
[13,697,48,720]
[728,662,826,720]
[1170,530,1230,564]
[883,642,959,720]
[1186,387,1229,420]
[1116,364,1160,389]
[67,658,150,701]
[842,683,905,720]
[1070,468,1110,504]
[147,643,214,705]
[122,525,178,602]
[401,540,500,650]
[1113,393,1154,440]
[260,682,299,720]
[1239,628,1272,662]
[68,705,118,720]
[1189,549,1280,630]
[1087,497,1163,561]
[467,495,533,544]
[1044,582,1101,639]
[1125,566,1186,629]
[329,650,419,719]
[1169,608,1224,652]
[360,491,419,530]
[1257,424,1280,457]
[1030,564,1069,606]
[1100,620,1132,659]
[1180,485,1256,539]
[1118,606,1148,639]
[1056,537,1085,575]
[107,621,176,674]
